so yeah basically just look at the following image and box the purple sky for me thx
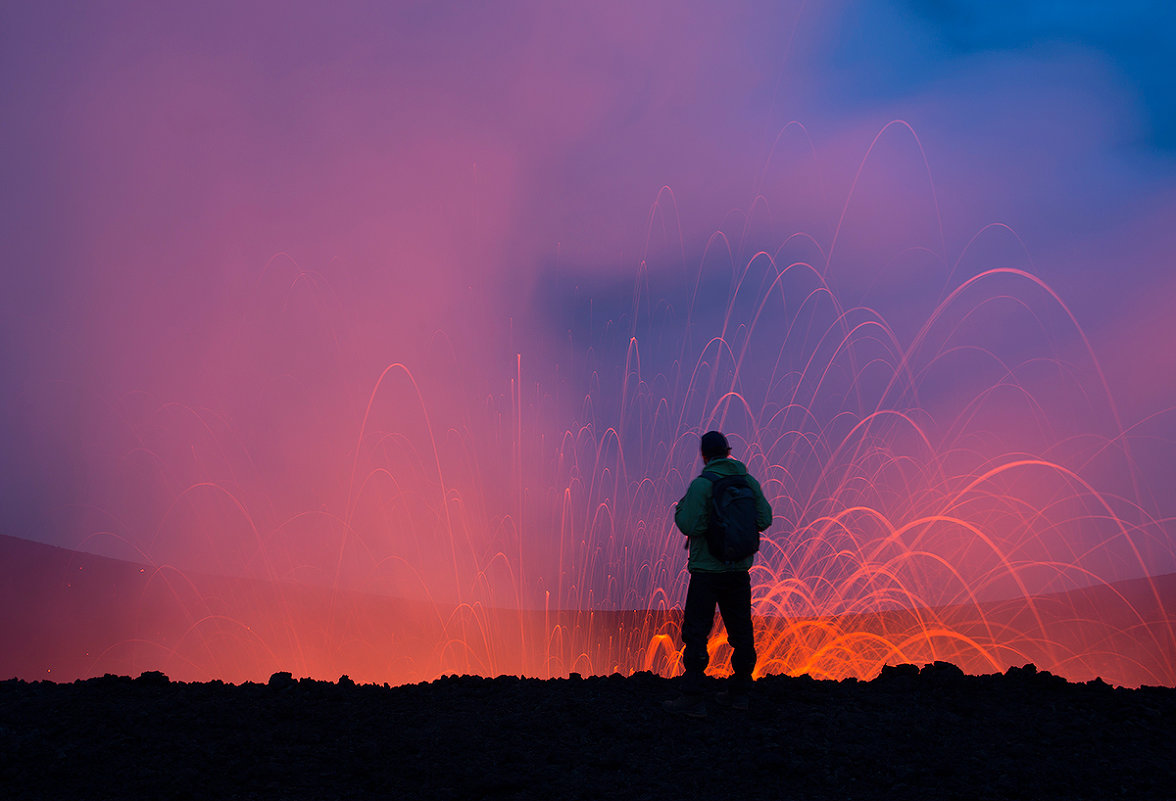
[2,1,1174,582]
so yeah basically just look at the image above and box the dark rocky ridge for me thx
[2,662,1173,800]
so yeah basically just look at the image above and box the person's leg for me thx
[716,570,756,694]
[680,571,717,695]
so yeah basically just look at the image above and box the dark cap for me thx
[700,430,730,459]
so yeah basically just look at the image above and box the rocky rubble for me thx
[2,662,1173,800]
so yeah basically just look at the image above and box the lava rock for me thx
[0,666,1172,800]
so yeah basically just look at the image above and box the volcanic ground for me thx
[2,662,1173,801]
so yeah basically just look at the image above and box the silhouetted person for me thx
[663,430,772,718]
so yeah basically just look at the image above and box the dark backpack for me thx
[700,470,760,562]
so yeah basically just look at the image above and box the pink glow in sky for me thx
[2,1,1174,685]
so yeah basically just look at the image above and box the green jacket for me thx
[674,457,772,572]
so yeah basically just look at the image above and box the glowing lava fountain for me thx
[43,125,1176,689]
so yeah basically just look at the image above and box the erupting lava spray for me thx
[41,122,1176,688]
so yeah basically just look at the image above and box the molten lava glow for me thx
[2,3,1175,688]
[26,146,1173,688]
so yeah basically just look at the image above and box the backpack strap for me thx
[700,470,721,483]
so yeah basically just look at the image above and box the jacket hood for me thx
[700,457,749,477]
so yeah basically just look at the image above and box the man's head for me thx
[700,430,731,462]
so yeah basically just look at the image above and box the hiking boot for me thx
[715,689,749,711]
[662,694,707,719]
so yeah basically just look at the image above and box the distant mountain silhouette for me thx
[2,534,1173,686]
[0,534,455,684]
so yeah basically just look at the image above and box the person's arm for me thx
[748,474,773,532]
[674,477,711,537]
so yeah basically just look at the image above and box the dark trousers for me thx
[681,570,756,694]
